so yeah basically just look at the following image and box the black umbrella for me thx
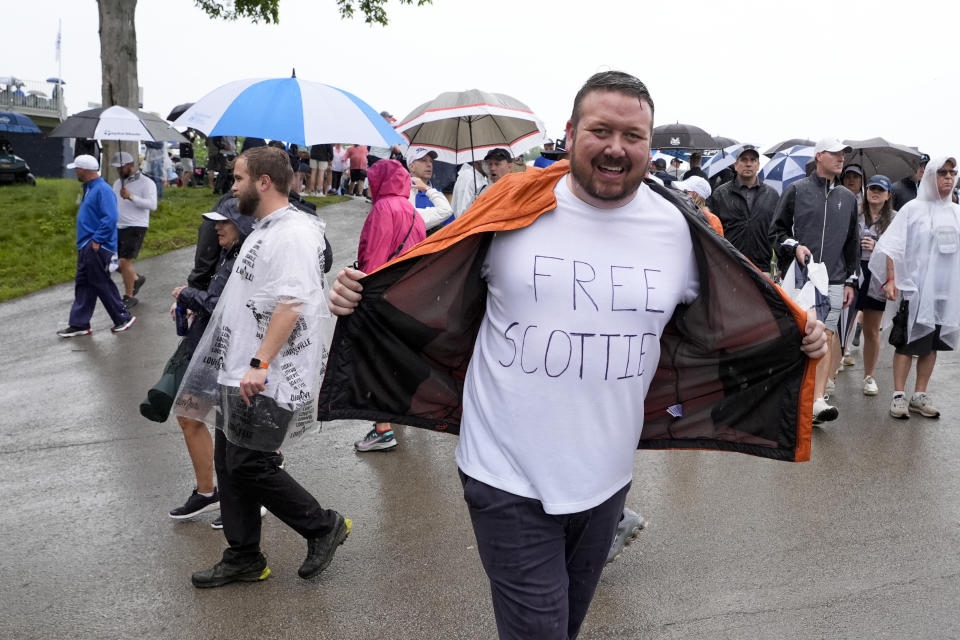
[764,138,815,158]
[167,102,193,121]
[651,123,717,151]
[843,137,924,183]
[49,105,187,142]
[711,135,739,149]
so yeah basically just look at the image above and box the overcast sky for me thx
[4,0,959,158]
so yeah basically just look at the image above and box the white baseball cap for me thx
[672,176,712,200]
[814,138,852,154]
[110,151,135,167]
[67,154,99,171]
[407,146,438,164]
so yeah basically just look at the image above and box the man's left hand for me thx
[239,367,268,406]
[801,310,828,359]
[842,284,855,309]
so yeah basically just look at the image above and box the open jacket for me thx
[319,161,816,462]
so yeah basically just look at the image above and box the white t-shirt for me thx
[456,177,699,514]
[112,172,157,228]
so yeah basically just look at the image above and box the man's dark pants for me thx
[214,429,340,564]
[68,243,131,328]
[461,472,629,640]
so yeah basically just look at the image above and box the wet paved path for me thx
[2,197,958,639]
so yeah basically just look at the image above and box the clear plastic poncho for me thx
[173,206,333,452]
[869,156,960,347]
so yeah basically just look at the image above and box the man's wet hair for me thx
[570,71,655,128]
[240,146,293,195]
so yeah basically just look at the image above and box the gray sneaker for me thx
[354,426,397,452]
[909,393,940,418]
[890,394,910,420]
[606,507,646,565]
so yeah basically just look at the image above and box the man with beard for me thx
[324,71,828,638]
[188,146,349,588]
[111,152,157,308]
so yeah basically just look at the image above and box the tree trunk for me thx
[97,0,139,185]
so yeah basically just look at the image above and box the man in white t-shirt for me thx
[111,151,157,309]
[327,72,828,639]
[190,146,349,589]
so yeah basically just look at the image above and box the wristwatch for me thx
[249,358,269,370]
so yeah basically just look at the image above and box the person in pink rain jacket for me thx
[353,158,427,452]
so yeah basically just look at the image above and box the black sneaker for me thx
[132,274,146,296]
[111,316,136,333]
[169,488,220,520]
[122,294,138,309]
[57,326,91,338]
[298,513,351,579]
[191,554,270,589]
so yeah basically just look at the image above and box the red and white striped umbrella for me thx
[396,89,547,164]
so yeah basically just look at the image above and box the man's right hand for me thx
[329,267,366,316]
[795,245,812,265]
[412,176,429,192]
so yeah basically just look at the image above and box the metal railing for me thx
[0,78,67,120]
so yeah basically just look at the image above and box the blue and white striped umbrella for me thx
[700,143,759,179]
[174,76,405,148]
[759,145,814,195]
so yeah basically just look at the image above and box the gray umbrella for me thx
[711,135,739,149]
[651,123,717,151]
[396,89,546,165]
[842,137,923,183]
[763,138,815,158]
[50,105,187,142]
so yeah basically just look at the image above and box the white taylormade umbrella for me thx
[50,105,187,142]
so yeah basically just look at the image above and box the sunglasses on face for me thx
[936,169,958,177]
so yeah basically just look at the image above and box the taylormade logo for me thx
[101,129,142,137]
[670,137,681,146]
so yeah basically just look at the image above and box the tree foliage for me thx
[193,0,432,25]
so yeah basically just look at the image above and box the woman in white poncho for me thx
[869,156,960,419]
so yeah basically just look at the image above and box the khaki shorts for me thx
[309,159,329,171]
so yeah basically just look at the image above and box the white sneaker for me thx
[909,392,940,418]
[842,353,855,366]
[813,396,839,424]
[863,376,879,396]
[826,378,836,394]
[890,394,910,419]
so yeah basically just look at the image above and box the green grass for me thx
[0,179,346,302]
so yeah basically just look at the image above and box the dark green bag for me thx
[140,341,192,422]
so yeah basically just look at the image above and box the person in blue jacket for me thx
[57,155,135,337]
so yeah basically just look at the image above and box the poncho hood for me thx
[369,159,412,201]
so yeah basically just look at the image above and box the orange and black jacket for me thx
[318,161,816,462]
